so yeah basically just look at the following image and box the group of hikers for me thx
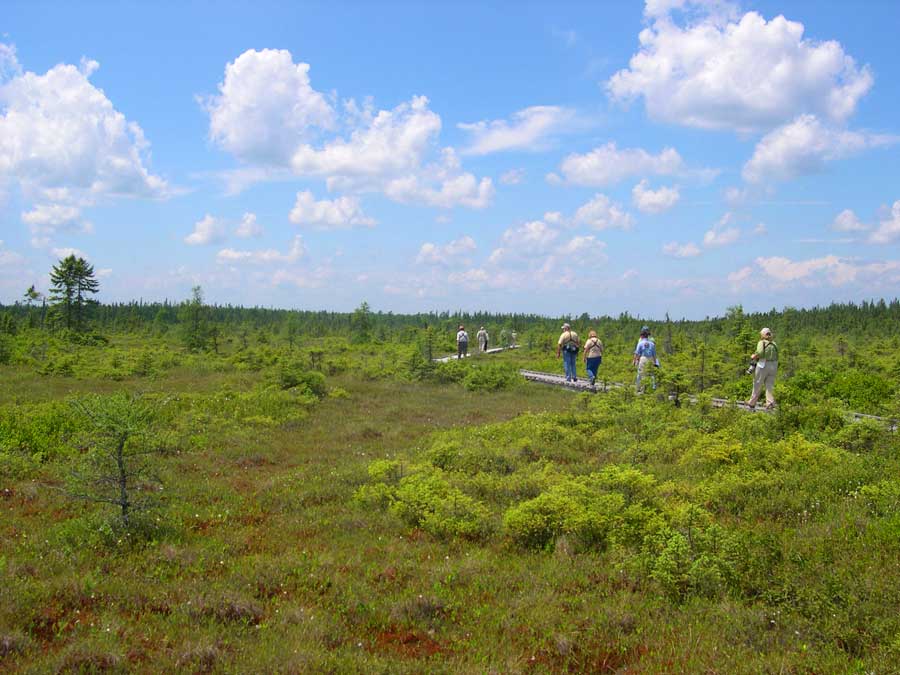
[454,325,516,358]
[455,322,780,409]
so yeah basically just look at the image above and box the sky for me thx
[1,0,899,319]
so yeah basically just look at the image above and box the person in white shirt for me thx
[456,325,469,359]
[476,326,489,352]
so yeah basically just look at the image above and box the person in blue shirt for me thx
[632,326,658,393]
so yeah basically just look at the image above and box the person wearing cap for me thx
[476,326,489,352]
[556,323,580,382]
[632,326,657,393]
[583,330,603,387]
[456,325,469,360]
[747,327,779,409]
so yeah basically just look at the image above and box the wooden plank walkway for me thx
[519,368,898,429]
[433,345,519,363]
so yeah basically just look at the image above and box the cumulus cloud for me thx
[830,208,867,233]
[573,194,634,230]
[500,168,525,185]
[415,236,477,265]
[205,48,334,166]
[235,212,264,238]
[663,241,701,258]
[0,46,168,216]
[217,235,305,264]
[185,214,226,246]
[555,143,700,187]
[384,170,494,209]
[755,254,860,285]
[51,246,89,260]
[742,115,895,183]
[288,190,376,229]
[0,240,24,266]
[632,180,680,214]
[608,7,873,133]
[458,105,575,155]
[727,265,753,283]
[702,213,740,247]
[204,50,493,209]
[869,201,900,244]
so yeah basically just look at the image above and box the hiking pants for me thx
[749,362,777,407]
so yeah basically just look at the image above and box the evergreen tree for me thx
[49,255,100,331]
[179,285,210,352]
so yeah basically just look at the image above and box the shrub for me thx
[390,470,493,540]
[503,480,624,551]
[462,363,519,392]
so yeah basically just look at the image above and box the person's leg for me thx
[562,351,571,380]
[566,351,577,380]
[765,366,777,407]
[748,366,764,406]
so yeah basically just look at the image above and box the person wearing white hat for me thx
[556,322,580,382]
[747,327,779,409]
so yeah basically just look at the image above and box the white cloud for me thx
[185,214,226,246]
[96,268,113,278]
[742,115,895,183]
[51,247,88,260]
[702,212,740,247]
[830,208,867,233]
[458,105,575,155]
[500,168,525,185]
[663,242,701,258]
[556,235,607,261]
[753,222,768,235]
[288,190,376,229]
[0,47,168,214]
[204,48,334,165]
[755,254,856,284]
[869,201,900,244]
[204,53,493,209]
[217,235,305,264]
[270,265,332,289]
[608,8,873,133]
[573,193,634,230]
[384,171,494,209]
[727,266,753,283]
[557,142,685,186]
[415,236,477,265]
[632,180,680,214]
[291,95,439,179]
[501,220,559,251]
[235,212,264,238]
[0,240,24,266]
[21,204,81,227]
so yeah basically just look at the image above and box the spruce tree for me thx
[49,255,99,331]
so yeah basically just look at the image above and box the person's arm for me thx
[556,333,563,358]
[750,340,764,360]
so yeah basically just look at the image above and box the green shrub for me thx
[503,480,624,551]
[390,470,493,540]
[462,363,519,391]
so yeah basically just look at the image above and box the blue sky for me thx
[1,0,899,319]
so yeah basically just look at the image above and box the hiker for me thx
[747,327,779,409]
[583,330,603,387]
[456,325,469,359]
[632,326,657,393]
[476,326,489,352]
[556,323,580,382]
[511,331,517,346]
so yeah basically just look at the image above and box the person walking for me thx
[747,327,779,409]
[456,325,469,360]
[476,326,489,352]
[556,323,580,382]
[633,326,657,393]
[583,330,603,387]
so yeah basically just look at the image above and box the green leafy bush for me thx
[390,470,493,540]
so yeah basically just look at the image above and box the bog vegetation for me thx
[2,263,900,672]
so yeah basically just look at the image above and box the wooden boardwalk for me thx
[433,345,519,363]
[519,368,898,429]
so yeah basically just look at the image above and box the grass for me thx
[3,351,900,673]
